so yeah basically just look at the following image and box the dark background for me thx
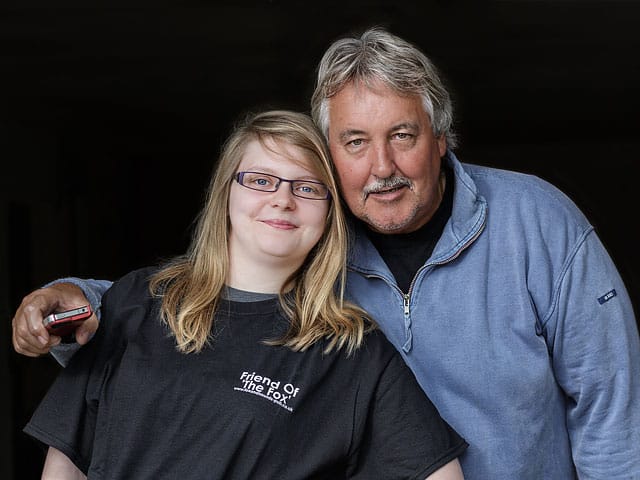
[1,1,639,478]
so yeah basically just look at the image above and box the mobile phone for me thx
[42,305,92,338]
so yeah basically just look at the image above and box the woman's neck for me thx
[227,256,298,294]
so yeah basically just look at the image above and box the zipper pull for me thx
[402,294,412,353]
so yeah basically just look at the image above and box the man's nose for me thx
[370,142,395,178]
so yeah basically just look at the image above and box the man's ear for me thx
[437,135,447,157]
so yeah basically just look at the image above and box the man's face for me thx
[327,81,447,234]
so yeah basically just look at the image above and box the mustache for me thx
[363,176,412,198]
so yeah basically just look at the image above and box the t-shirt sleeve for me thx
[23,324,109,473]
[23,271,140,474]
[350,351,467,479]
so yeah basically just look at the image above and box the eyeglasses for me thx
[234,171,331,200]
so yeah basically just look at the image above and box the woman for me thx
[25,110,467,479]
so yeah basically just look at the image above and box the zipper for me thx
[353,209,487,352]
[401,293,412,352]
[403,217,488,352]
[403,294,410,316]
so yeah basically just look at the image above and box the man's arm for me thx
[12,278,112,366]
[548,232,640,478]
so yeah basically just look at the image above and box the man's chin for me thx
[363,215,413,235]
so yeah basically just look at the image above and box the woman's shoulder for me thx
[98,266,161,340]
[104,266,159,304]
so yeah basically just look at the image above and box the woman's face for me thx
[228,138,330,274]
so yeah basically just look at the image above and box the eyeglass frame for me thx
[234,171,332,200]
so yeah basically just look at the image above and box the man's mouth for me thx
[363,177,411,200]
[365,183,409,200]
[371,185,405,194]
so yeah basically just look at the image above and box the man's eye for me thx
[347,139,363,147]
[394,132,411,140]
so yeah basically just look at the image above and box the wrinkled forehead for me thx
[327,81,427,130]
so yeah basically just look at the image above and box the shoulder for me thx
[462,162,592,231]
[103,266,159,306]
[109,266,157,291]
[97,266,161,339]
[464,162,574,205]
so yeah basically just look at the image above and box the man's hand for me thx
[12,282,98,357]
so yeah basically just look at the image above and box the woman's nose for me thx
[270,181,296,209]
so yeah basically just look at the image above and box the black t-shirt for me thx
[25,267,467,479]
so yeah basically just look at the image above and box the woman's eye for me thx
[297,184,318,194]
[249,175,275,187]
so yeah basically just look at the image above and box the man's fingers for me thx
[11,288,61,356]
[12,328,56,357]
[74,316,99,345]
[12,282,92,357]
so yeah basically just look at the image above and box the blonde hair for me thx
[149,110,373,355]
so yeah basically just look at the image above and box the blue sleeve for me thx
[545,230,640,478]
[46,277,113,367]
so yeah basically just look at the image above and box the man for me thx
[13,27,640,478]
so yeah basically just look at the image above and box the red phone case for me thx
[43,305,92,337]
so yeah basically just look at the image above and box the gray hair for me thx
[311,27,457,149]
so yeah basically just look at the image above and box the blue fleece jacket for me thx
[345,151,640,479]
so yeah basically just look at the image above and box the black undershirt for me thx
[365,165,454,293]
